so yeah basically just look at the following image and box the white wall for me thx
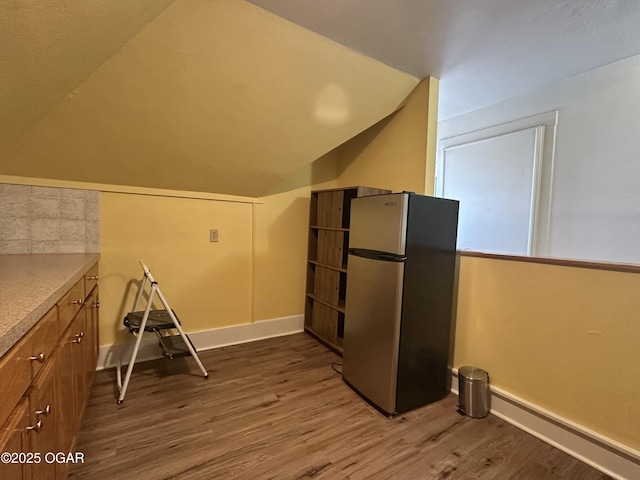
[439,53,640,264]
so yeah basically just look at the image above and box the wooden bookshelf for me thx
[304,186,390,354]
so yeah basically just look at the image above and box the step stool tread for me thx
[123,309,181,331]
[158,334,193,359]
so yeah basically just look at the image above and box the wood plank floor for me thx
[69,333,610,480]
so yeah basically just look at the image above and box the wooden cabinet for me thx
[305,187,390,353]
[57,279,84,336]
[84,288,99,388]
[28,359,57,480]
[70,311,87,428]
[0,399,31,480]
[0,260,99,480]
[55,327,76,480]
[54,310,88,480]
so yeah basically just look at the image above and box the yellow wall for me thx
[454,255,640,449]
[2,155,338,349]
[100,177,341,345]
[100,192,254,345]
[253,153,338,321]
[4,163,339,347]
[336,77,438,194]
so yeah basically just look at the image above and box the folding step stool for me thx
[116,261,208,404]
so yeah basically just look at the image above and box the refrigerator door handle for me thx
[348,248,407,262]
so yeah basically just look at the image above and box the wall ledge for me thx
[459,250,640,274]
[0,175,261,204]
[97,314,304,370]
[451,369,640,480]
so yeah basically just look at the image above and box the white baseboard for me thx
[97,314,304,371]
[451,369,640,480]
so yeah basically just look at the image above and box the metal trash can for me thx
[457,366,491,418]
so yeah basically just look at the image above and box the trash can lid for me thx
[458,366,489,382]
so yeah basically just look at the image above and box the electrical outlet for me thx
[209,229,219,242]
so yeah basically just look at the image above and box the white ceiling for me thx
[248,0,640,120]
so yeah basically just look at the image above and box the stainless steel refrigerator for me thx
[342,192,459,416]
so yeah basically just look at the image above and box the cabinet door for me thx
[69,310,87,427]
[55,328,76,480]
[317,230,346,269]
[0,306,57,430]
[316,191,345,228]
[84,287,99,387]
[311,303,339,344]
[0,398,31,480]
[84,263,99,297]
[55,308,92,480]
[57,278,85,336]
[28,360,57,480]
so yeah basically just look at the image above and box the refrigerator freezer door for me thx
[342,254,405,414]
[349,193,409,255]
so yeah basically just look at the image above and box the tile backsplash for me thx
[0,183,100,254]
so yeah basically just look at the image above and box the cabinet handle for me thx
[36,405,51,417]
[87,275,99,280]
[71,298,83,305]
[92,300,100,309]
[29,352,46,363]
[72,332,85,344]
[26,420,42,433]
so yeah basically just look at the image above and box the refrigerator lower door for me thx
[342,254,405,415]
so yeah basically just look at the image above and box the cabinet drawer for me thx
[0,306,58,428]
[84,262,99,295]
[58,278,85,335]
[27,306,59,379]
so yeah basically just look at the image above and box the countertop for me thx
[0,253,100,358]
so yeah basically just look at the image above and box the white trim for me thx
[528,125,545,255]
[436,110,558,256]
[451,369,640,480]
[438,110,558,148]
[97,314,304,371]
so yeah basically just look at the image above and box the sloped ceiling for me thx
[249,0,640,120]
[0,0,418,197]
[0,0,176,149]
[8,1,637,196]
